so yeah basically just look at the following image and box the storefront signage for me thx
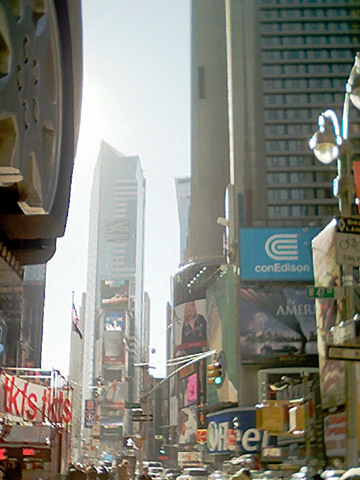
[239,227,320,281]
[207,407,274,454]
[0,373,72,425]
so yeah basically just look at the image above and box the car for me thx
[149,467,165,480]
[165,469,182,480]
[177,467,208,480]
[321,471,345,480]
[209,470,229,480]
[148,463,163,469]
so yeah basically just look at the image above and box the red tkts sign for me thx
[0,373,72,425]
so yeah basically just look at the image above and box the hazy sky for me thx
[42,0,190,377]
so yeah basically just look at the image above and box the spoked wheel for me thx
[0,0,63,215]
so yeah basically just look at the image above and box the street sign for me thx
[132,414,153,422]
[336,216,360,234]
[125,402,141,409]
[306,286,338,299]
[327,344,360,361]
[335,232,360,266]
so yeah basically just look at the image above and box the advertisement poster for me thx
[174,299,207,354]
[84,399,95,428]
[187,374,198,405]
[207,407,275,455]
[312,221,345,408]
[239,288,317,363]
[101,280,129,311]
[239,227,321,281]
[104,311,125,331]
[100,379,126,411]
[103,330,126,366]
[206,267,237,403]
[178,405,197,445]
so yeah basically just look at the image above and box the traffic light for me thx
[207,361,223,386]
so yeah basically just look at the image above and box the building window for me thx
[264,109,282,120]
[265,124,285,135]
[283,50,305,60]
[286,109,308,120]
[284,64,306,74]
[267,172,288,184]
[290,189,305,200]
[289,171,305,182]
[285,79,307,89]
[198,66,205,99]
[291,206,307,216]
[268,189,288,200]
[286,94,307,104]
[266,156,287,167]
[308,63,331,74]
[288,140,303,151]
[289,156,304,166]
[262,50,282,61]
[263,64,282,75]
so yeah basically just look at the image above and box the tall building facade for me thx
[187,0,360,263]
[82,141,146,451]
[169,0,360,465]
[175,177,191,265]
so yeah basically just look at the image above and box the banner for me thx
[0,373,72,425]
[239,288,317,364]
[84,399,95,428]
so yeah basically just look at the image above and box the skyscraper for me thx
[82,141,146,443]
[175,177,191,265]
[187,0,360,262]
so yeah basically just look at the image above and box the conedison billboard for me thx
[239,227,321,281]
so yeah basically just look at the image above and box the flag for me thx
[72,302,83,340]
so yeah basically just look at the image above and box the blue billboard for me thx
[239,227,321,281]
[207,407,275,455]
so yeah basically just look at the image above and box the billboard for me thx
[84,399,95,428]
[178,405,197,445]
[312,222,345,408]
[239,227,321,281]
[187,374,198,405]
[104,311,125,331]
[103,330,126,366]
[174,299,207,354]
[206,268,237,404]
[100,280,129,311]
[207,407,274,455]
[239,288,317,364]
[100,379,127,411]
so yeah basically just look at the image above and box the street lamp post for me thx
[309,52,360,467]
